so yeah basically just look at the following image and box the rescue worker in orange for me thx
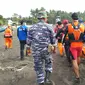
[4,25,13,49]
[64,13,85,82]
[55,21,64,57]
[62,19,72,67]
[56,19,72,66]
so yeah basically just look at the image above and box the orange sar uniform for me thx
[66,21,85,60]
[4,27,13,48]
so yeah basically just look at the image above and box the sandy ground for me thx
[0,28,85,85]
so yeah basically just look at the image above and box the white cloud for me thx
[0,0,85,18]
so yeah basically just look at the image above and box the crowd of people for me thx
[0,11,85,85]
[54,13,85,84]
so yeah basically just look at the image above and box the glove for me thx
[52,44,56,53]
[48,44,56,53]
[48,44,52,52]
[63,43,65,46]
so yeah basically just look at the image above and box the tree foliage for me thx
[0,15,6,25]
[2,7,85,25]
[29,8,85,24]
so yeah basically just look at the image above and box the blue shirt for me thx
[17,25,28,40]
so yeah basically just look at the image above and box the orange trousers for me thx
[57,42,64,56]
[5,38,12,48]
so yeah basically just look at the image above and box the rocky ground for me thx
[0,28,85,85]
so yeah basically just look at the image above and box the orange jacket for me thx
[4,28,12,38]
[67,22,85,47]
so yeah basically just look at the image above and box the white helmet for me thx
[56,16,61,23]
[56,18,61,23]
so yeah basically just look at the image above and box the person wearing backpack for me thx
[17,20,28,60]
[64,13,85,83]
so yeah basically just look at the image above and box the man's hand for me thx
[48,44,56,53]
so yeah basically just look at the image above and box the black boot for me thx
[45,71,54,85]
[20,51,24,60]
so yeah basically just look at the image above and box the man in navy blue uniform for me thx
[27,11,55,85]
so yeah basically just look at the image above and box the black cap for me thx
[71,13,78,20]
[20,20,24,25]
[57,21,62,25]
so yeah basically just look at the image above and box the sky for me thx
[0,0,85,18]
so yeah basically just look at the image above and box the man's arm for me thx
[17,28,19,38]
[25,26,28,36]
[55,29,63,39]
[26,27,33,46]
[83,25,85,42]
[49,26,56,45]
[62,27,68,43]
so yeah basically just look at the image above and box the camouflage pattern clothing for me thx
[27,20,55,84]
